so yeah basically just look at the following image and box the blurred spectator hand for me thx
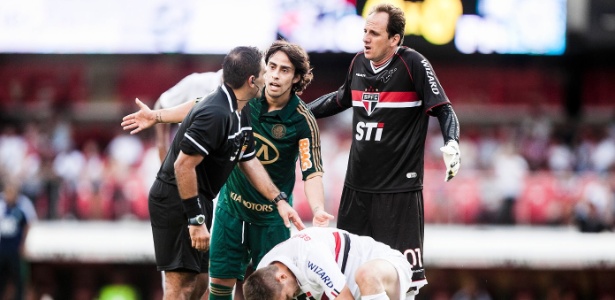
[441,140,461,182]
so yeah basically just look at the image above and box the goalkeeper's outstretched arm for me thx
[307,91,349,119]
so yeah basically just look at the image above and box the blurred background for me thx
[1,0,614,299]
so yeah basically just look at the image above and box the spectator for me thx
[0,177,38,300]
[493,142,529,224]
[591,128,615,174]
[451,276,492,300]
[574,178,613,232]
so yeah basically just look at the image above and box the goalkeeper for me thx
[306,3,461,297]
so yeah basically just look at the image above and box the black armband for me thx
[182,196,203,218]
[432,104,460,143]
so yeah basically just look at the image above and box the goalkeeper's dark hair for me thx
[242,265,283,300]
[369,3,405,45]
[222,46,263,89]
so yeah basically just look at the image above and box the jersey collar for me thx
[221,83,238,113]
[258,93,300,121]
[369,46,400,74]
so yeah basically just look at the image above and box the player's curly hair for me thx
[223,46,264,89]
[242,265,283,300]
[265,40,314,95]
[369,3,405,46]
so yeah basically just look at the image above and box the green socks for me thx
[209,282,234,300]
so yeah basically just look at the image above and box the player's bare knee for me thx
[355,264,383,291]
[357,259,401,298]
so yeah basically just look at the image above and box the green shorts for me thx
[209,206,290,280]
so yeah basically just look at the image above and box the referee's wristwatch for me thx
[272,192,288,204]
[188,214,206,226]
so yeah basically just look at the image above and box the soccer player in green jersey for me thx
[121,40,334,300]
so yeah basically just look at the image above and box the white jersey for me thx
[257,227,416,300]
[158,70,223,108]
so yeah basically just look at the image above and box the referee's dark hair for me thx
[369,3,405,46]
[222,46,264,89]
[265,40,314,95]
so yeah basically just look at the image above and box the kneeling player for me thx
[243,227,420,300]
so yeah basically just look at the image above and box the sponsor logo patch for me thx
[254,133,280,165]
[307,261,334,288]
[299,138,313,171]
[421,59,441,95]
[229,191,274,212]
[355,122,384,141]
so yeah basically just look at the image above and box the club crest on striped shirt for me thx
[361,92,379,116]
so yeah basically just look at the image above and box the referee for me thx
[127,46,305,300]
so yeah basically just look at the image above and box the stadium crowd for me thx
[1,50,614,300]
[1,107,614,231]
[1,53,614,232]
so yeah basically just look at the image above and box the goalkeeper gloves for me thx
[440,140,460,182]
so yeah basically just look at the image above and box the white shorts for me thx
[343,235,423,300]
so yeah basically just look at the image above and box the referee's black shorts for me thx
[148,179,213,273]
[336,185,426,284]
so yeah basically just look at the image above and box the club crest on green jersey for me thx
[271,124,287,139]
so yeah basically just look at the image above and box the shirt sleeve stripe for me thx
[241,150,255,160]
[351,90,419,102]
[228,126,253,139]
[184,133,209,155]
[352,100,422,108]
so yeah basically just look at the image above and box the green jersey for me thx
[218,94,324,225]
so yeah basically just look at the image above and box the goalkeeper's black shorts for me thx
[336,186,427,286]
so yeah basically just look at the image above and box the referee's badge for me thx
[361,92,379,116]
[271,124,286,139]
